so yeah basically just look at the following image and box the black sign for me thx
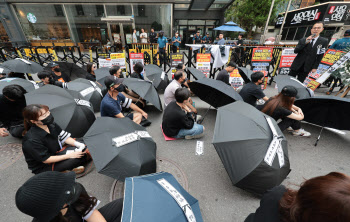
[324,4,350,25]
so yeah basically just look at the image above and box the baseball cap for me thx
[159,30,164,34]
[281,85,298,97]
[104,75,124,89]
[206,32,209,35]
[48,62,59,68]
[344,29,350,36]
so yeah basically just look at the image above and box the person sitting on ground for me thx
[162,88,204,139]
[245,172,350,222]
[0,85,26,138]
[37,71,67,88]
[260,85,311,137]
[48,62,71,83]
[216,61,236,85]
[16,171,123,222]
[174,63,191,89]
[86,62,97,81]
[22,104,89,174]
[239,72,269,107]
[100,76,148,125]
[109,66,146,108]
[130,62,144,80]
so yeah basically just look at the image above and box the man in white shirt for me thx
[140,29,148,44]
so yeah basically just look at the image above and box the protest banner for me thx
[229,69,244,90]
[196,53,211,78]
[129,53,144,74]
[110,53,126,69]
[251,48,273,62]
[98,58,112,68]
[320,49,344,66]
[170,53,184,79]
[279,48,297,75]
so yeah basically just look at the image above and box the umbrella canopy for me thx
[275,75,313,99]
[294,96,350,130]
[83,117,156,181]
[213,21,246,32]
[25,85,96,138]
[0,78,38,93]
[237,67,253,83]
[95,67,110,84]
[123,78,163,111]
[122,172,203,222]
[1,58,43,73]
[187,67,206,80]
[188,78,242,108]
[0,65,12,74]
[67,78,103,112]
[45,62,89,81]
[144,64,169,91]
[213,101,290,195]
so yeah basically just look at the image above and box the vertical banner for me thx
[170,53,184,79]
[129,53,144,74]
[229,69,244,90]
[279,48,297,75]
[196,53,211,78]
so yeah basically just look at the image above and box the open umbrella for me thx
[213,101,290,195]
[122,172,203,222]
[144,64,169,91]
[123,78,163,111]
[237,67,253,83]
[45,61,89,80]
[187,67,206,80]
[67,78,103,112]
[275,75,313,99]
[1,58,43,73]
[83,117,156,181]
[188,78,242,108]
[0,78,38,93]
[95,67,110,84]
[213,21,246,32]
[0,65,12,74]
[294,96,350,145]
[25,85,96,138]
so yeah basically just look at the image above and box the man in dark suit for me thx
[289,21,328,83]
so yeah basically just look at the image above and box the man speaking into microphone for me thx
[289,21,328,82]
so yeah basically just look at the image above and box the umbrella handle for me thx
[314,127,324,146]
[197,106,211,124]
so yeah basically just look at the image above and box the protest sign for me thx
[170,53,184,79]
[316,51,350,84]
[129,53,144,74]
[196,53,211,78]
[98,58,112,68]
[252,48,273,62]
[320,49,344,66]
[229,69,244,90]
[110,53,126,69]
[279,48,297,75]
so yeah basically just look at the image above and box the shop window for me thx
[75,5,84,16]
[286,27,296,40]
[54,5,64,17]
[294,27,306,40]
[96,5,104,17]
[117,6,125,15]
[281,28,288,40]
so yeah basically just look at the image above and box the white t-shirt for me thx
[140,33,148,43]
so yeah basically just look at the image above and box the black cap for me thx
[16,171,78,221]
[281,85,298,97]
[104,75,124,89]
[206,32,209,35]
[48,62,59,68]
[344,29,350,36]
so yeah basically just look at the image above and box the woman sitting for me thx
[22,104,90,174]
[260,85,311,137]
[86,62,97,82]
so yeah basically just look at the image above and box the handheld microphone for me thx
[307,34,316,44]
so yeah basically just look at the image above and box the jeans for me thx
[175,123,204,138]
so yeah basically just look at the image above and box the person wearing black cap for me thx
[16,171,123,222]
[172,31,181,53]
[157,30,168,66]
[260,85,311,137]
[48,62,71,83]
[37,71,67,88]
[330,29,350,51]
[100,76,148,124]
[22,104,90,174]
[202,33,212,44]
[192,31,202,44]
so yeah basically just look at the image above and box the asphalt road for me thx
[1,80,350,222]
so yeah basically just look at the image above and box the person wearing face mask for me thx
[239,72,269,107]
[172,31,181,53]
[86,62,97,81]
[157,30,168,66]
[0,85,27,138]
[100,76,148,124]
[37,71,67,88]
[21,104,90,174]
[49,62,71,83]
[162,88,204,139]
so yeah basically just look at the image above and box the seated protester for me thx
[100,76,148,125]
[130,62,144,80]
[48,62,71,83]
[0,85,26,138]
[22,104,89,174]
[16,171,123,222]
[245,172,350,222]
[162,88,204,139]
[86,62,97,81]
[37,71,67,88]
[216,61,236,85]
[239,72,269,107]
[109,66,146,108]
[261,85,311,137]
[175,63,191,89]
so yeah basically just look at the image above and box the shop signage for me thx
[27,13,37,24]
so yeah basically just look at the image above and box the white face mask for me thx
[175,34,178,37]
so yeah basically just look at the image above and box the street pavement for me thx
[1,79,350,222]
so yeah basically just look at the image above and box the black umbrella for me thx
[83,117,157,181]
[0,65,12,74]
[213,101,290,195]
[123,78,163,111]
[275,75,313,100]
[188,78,242,108]
[294,96,350,145]
[237,67,253,83]
[0,78,38,93]
[95,67,110,83]
[67,78,103,112]
[45,62,89,81]
[187,67,206,80]
[25,85,96,138]
[144,64,169,91]
[1,58,43,73]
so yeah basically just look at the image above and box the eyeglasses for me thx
[312,27,322,30]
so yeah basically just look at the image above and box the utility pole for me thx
[276,0,292,44]
[260,0,275,44]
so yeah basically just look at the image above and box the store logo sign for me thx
[331,5,347,21]
[27,13,37,24]
[291,9,320,24]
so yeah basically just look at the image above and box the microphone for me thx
[306,34,316,44]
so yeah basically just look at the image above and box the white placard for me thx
[135,131,151,138]
[157,178,196,222]
[264,117,285,168]
[74,99,91,107]
[80,87,95,97]
[112,133,139,147]
[98,58,112,68]
[89,81,103,97]
[196,141,204,155]
[0,68,4,73]
[161,71,166,80]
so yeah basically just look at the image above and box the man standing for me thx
[289,21,328,83]
[216,62,236,85]
[202,33,211,44]
[192,31,202,44]
[132,29,138,43]
[329,29,350,51]
[140,28,148,44]
[149,28,157,43]
[157,30,168,66]
[239,72,269,107]
[235,33,244,58]
[172,31,181,53]
[217,33,226,45]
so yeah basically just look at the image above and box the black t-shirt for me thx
[86,73,96,81]
[236,39,244,52]
[0,94,26,128]
[52,71,71,83]
[130,72,144,80]
[149,32,157,43]
[245,185,287,222]
[239,82,266,107]
[22,122,71,174]
[261,99,293,121]
[216,69,230,85]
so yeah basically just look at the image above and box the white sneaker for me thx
[293,129,311,137]
[196,115,203,123]
[286,127,294,132]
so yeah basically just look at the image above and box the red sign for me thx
[328,6,335,14]
[279,55,296,68]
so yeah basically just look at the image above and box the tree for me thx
[225,0,286,37]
